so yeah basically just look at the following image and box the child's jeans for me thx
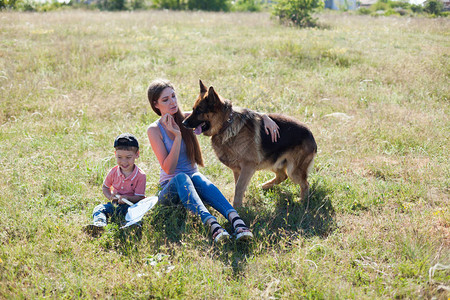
[92,202,129,225]
[158,172,236,224]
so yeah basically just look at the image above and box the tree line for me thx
[1,0,447,25]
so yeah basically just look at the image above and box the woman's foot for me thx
[209,220,230,243]
[229,212,253,242]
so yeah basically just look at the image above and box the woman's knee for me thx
[191,172,213,187]
[174,172,191,184]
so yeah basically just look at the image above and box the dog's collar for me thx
[218,111,234,135]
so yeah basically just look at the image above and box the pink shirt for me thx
[103,165,146,197]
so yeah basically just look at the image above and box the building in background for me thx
[325,0,449,10]
[324,0,357,10]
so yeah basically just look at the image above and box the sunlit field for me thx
[0,10,449,298]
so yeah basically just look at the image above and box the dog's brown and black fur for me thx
[182,80,317,207]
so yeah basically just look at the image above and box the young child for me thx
[84,133,146,235]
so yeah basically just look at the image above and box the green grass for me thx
[0,10,449,299]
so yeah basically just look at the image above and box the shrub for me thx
[128,0,145,10]
[389,0,410,9]
[15,0,36,10]
[187,0,230,11]
[410,3,423,12]
[273,0,323,28]
[384,8,399,15]
[152,0,185,9]
[372,0,389,11]
[423,0,443,15]
[97,0,126,10]
[36,0,64,11]
[357,7,372,14]
[232,0,261,12]
[1,0,21,9]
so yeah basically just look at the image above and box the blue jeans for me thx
[158,172,236,224]
[92,202,129,224]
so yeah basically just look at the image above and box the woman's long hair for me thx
[147,79,204,167]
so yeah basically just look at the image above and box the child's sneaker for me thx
[83,221,106,237]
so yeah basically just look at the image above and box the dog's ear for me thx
[199,80,207,94]
[207,86,225,111]
[207,86,220,103]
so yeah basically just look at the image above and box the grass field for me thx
[0,10,449,299]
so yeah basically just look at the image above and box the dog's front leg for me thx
[233,166,256,207]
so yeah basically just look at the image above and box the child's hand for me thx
[113,194,125,204]
[110,193,119,204]
[117,196,126,205]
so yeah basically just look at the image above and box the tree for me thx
[273,0,323,28]
[152,0,185,10]
[423,0,443,15]
[97,0,125,10]
[187,0,230,11]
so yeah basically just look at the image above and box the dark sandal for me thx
[210,221,230,243]
[231,216,253,241]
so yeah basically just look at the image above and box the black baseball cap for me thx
[114,133,139,149]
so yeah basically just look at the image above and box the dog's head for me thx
[182,80,231,136]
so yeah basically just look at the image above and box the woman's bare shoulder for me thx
[147,121,161,137]
[147,120,160,130]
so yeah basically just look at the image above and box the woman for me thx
[147,79,279,243]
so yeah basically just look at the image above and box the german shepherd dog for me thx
[182,80,317,207]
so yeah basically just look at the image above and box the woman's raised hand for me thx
[162,113,181,137]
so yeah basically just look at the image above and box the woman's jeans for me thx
[92,202,129,225]
[158,172,236,224]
